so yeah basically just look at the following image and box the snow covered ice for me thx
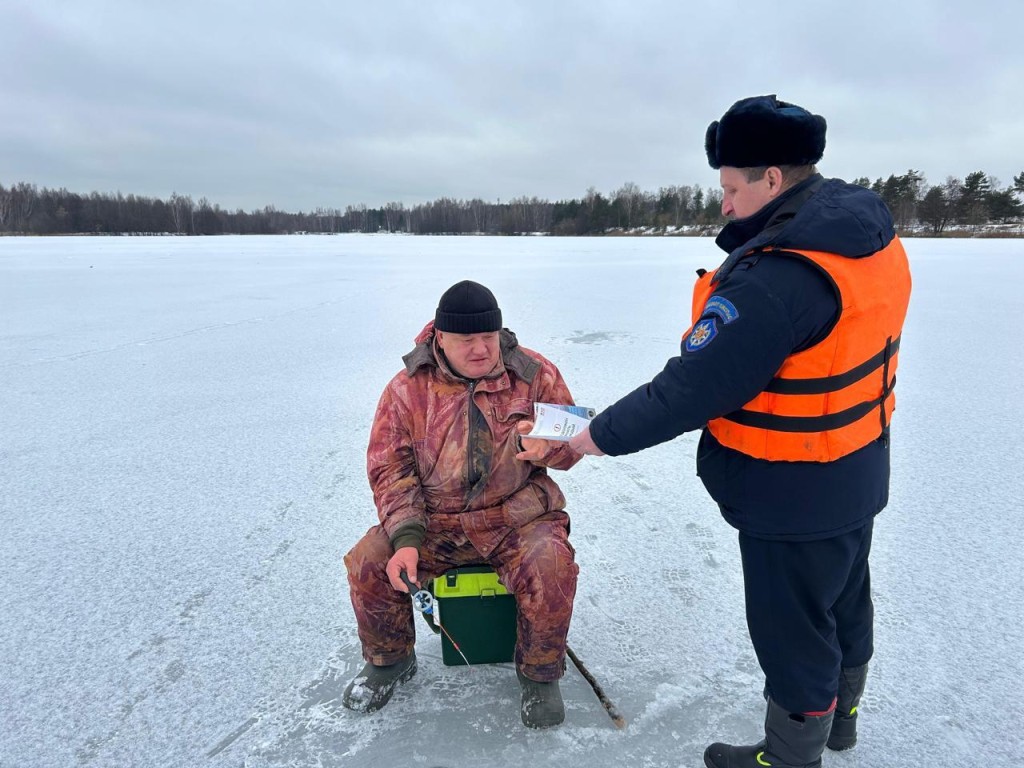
[1,234,1021,768]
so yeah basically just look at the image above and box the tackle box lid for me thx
[433,565,510,599]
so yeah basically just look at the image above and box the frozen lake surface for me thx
[1,234,1021,767]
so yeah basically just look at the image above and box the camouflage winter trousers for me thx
[344,510,577,682]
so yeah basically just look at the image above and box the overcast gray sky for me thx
[3,0,1022,212]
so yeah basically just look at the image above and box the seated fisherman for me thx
[342,280,582,728]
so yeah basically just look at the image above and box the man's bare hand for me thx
[515,420,552,462]
[385,546,420,592]
[569,425,605,456]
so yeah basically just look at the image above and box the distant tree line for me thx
[851,170,1024,235]
[2,171,1022,237]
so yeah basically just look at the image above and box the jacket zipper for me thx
[466,380,479,490]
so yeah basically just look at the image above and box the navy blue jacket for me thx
[589,176,898,540]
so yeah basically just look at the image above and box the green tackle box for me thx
[431,565,517,666]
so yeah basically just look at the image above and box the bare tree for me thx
[613,182,643,229]
[383,201,405,233]
[0,185,11,230]
[169,192,194,234]
[12,182,36,231]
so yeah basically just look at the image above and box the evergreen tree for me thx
[985,189,1023,224]
[959,171,992,227]
[918,186,950,235]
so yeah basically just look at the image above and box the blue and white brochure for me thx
[527,402,596,441]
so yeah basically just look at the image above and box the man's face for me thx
[719,166,776,219]
[436,330,501,379]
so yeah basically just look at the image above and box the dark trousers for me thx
[738,520,874,714]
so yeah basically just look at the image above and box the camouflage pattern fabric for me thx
[366,322,579,548]
[345,510,577,681]
[346,321,581,681]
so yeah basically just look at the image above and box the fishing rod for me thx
[566,644,627,729]
[400,571,625,729]
[400,571,472,667]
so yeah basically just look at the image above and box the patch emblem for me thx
[704,295,739,324]
[685,318,718,352]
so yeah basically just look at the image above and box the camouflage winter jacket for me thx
[367,321,581,556]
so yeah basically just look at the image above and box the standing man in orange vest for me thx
[569,95,911,768]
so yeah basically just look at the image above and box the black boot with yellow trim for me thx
[704,698,833,768]
[827,663,868,751]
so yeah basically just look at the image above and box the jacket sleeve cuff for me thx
[389,523,426,552]
[588,414,619,456]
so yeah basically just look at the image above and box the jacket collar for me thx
[711,175,897,285]
[402,322,540,385]
[711,175,825,285]
[715,173,824,255]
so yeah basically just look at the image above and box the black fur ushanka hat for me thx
[705,94,827,169]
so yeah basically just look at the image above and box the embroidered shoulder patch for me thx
[704,295,739,324]
[685,318,718,352]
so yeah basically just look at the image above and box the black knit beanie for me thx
[434,280,502,333]
[705,94,826,169]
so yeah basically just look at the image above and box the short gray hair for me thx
[741,164,818,189]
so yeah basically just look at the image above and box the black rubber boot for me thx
[518,668,565,728]
[827,663,868,751]
[341,653,417,713]
[704,698,833,768]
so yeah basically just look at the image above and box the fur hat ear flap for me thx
[705,121,722,169]
[705,95,826,169]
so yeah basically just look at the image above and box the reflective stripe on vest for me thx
[691,238,911,462]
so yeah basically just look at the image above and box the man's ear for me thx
[435,330,445,349]
[766,166,785,197]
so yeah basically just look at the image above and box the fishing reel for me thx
[410,588,434,614]
[400,572,435,614]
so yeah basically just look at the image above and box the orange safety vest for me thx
[691,239,911,462]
